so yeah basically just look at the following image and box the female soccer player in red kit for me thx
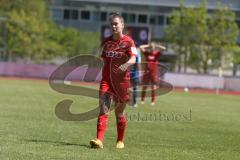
[90,13,137,149]
[140,42,166,106]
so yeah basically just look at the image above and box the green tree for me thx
[1,0,100,62]
[165,2,208,73]
[2,0,61,61]
[7,10,64,61]
[165,0,239,74]
[52,26,100,58]
[207,3,239,71]
[231,46,240,76]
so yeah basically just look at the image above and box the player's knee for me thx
[115,103,126,114]
[115,111,125,117]
[99,104,110,115]
[152,85,157,90]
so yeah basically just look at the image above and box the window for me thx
[81,11,90,20]
[71,10,78,20]
[121,13,136,24]
[63,9,78,20]
[236,20,240,28]
[100,12,107,21]
[121,13,127,21]
[158,15,164,25]
[128,14,136,23]
[138,14,147,23]
[149,15,157,25]
[52,8,62,20]
[166,16,170,25]
[63,9,70,19]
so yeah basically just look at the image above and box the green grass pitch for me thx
[0,78,240,160]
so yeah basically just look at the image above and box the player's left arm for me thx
[118,44,137,72]
[118,55,136,72]
[155,44,166,60]
[155,44,166,51]
[99,40,106,61]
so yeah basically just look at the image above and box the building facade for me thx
[49,0,240,40]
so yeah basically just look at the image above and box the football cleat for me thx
[131,103,138,109]
[151,102,155,106]
[90,139,103,149]
[116,141,124,149]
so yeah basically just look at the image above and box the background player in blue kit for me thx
[130,48,141,108]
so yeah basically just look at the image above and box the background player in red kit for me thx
[140,42,166,106]
[90,13,137,149]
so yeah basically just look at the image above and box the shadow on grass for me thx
[24,139,90,148]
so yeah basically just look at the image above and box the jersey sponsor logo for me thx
[106,51,123,58]
[148,55,155,60]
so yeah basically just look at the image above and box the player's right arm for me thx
[139,44,149,53]
[100,39,108,62]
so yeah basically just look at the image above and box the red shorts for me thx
[99,79,130,103]
[142,70,159,85]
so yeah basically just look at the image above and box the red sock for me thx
[141,86,147,101]
[116,115,127,141]
[151,86,156,102]
[97,114,108,141]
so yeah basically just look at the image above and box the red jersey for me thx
[142,49,161,72]
[101,35,137,82]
